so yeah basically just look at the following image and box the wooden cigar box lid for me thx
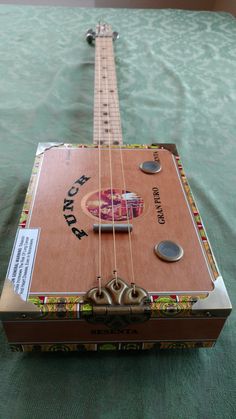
[0,143,231,325]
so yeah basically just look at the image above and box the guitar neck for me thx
[93,36,123,146]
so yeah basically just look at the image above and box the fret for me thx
[93,140,122,145]
[93,135,122,140]
[93,118,121,122]
[94,117,121,120]
[94,122,122,126]
[93,108,120,112]
[93,134,122,139]
[94,120,122,124]
[93,129,122,133]
[94,126,122,131]
[93,114,121,117]
[93,36,123,145]
[93,107,120,110]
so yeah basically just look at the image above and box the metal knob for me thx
[86,29,96,45]
[113,31,119,41]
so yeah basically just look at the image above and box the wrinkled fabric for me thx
[0,6,236,419]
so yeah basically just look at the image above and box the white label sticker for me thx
[7,228,40,301]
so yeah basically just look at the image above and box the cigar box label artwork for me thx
[0,24,231,352]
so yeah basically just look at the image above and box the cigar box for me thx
[0,143,231,352]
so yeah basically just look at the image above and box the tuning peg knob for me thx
[86,29,96,45]
[113,31,119,41]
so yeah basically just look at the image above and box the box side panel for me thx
[3,317,226,344]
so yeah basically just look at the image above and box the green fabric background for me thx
[0,5,236,419]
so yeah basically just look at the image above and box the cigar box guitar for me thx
[0,24,231,352]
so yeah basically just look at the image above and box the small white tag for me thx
[7,228,40,301]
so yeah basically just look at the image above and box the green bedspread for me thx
[0,5,236,419]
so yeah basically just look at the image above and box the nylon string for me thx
[96,38,102,293]
[96,33,136,288]
[102,37,118,283]
[110,40,136,287]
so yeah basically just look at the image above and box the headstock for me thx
[86,23,119,45]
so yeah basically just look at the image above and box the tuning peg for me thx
[86,29,96,45]
[113,31,119,41]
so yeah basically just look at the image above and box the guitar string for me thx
[96,29,136,289]
[107,35,136,288]
[109,39,136,288]
[103,36,118,284]
[96,36,102,294]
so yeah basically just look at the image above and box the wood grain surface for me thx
[28,147,214,295]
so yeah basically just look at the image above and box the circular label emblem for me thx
[85,188,144,221]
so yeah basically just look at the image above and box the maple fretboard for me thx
[93,36,123,146]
